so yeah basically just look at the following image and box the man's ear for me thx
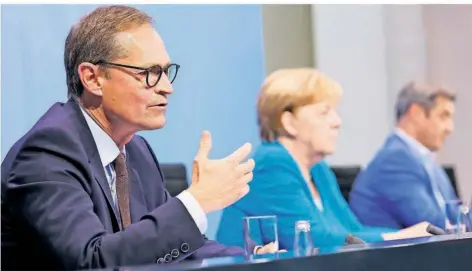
[77,62,104,96]
[280,111,298,137]
[409,103,428,122]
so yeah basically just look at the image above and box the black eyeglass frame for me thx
[94,60,180,87]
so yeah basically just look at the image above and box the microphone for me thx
[426,224,445,235]
[345,234,366,245]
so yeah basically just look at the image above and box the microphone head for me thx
[345,234,366,245]
[426,224,445,235]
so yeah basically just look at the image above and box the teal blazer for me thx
[216,141,397,250]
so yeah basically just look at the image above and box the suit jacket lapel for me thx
[64,99,121,228]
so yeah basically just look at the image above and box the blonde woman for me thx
[216,68,431,250]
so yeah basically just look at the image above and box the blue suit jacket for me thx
[1,99,243,270]
[350,133,459,230]
[216,142,396,250]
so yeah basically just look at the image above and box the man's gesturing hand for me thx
[187,131,255,214]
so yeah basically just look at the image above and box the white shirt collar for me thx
[394,127,433,158]
[80,107,121,167]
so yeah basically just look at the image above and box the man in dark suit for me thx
[1,5,261,270]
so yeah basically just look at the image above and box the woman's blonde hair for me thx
[257,68,343,142]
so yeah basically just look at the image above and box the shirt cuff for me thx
[176,190,208,234]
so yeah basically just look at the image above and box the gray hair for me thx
[395,81,456,121]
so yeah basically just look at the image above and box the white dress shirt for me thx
[79,107,208,234]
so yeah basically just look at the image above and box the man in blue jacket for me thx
[350,81,460,230]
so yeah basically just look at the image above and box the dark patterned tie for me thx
[114,153,131,229]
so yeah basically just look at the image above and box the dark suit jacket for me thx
[1,99,244,270]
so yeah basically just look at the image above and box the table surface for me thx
[107,233,472,271]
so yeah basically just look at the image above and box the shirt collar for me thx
[394,127,433,159]
[80,106,122,167]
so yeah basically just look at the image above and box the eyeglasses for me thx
[94,61,180,88]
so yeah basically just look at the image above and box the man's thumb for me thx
[195,130,212,159]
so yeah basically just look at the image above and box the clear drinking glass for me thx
[293,220,314,257]
[457,204,471,236]
[445,200,472,236]
[243,215,278,257]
